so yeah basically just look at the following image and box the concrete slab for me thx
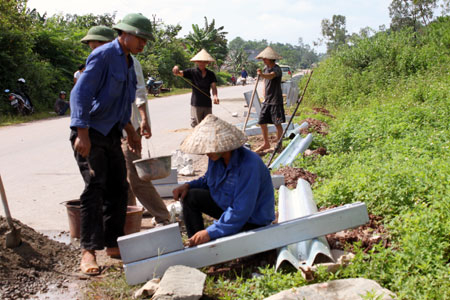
[152,265,206,300]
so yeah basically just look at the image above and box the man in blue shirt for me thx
[241,67,248,86]
[172,115,275,246]
[70,13,152,275]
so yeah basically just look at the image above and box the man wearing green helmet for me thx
[80,25,116,50]
[70,13,152,276]
[80,22,171,232]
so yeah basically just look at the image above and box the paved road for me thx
[0,83,263,231]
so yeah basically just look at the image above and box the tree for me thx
[225,48,248,75]
[137,19,190,88]
[389,0,438,31]
[184,17,228,68]
[321,15,348,54]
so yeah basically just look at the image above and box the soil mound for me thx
[300,118,329,136]
[273,166,318,188]
[0,216,79,299]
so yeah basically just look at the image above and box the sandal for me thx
[80,260,100,276]
[80,250,100,276]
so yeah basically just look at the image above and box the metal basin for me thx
[133,155,171,181]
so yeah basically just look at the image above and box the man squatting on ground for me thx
[172,114,275,246]
[172,49,219,128]
[254,46,286,153]
[70,13,152,276]
[81,24,170,226]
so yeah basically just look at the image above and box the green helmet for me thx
[113,13,153,41]
[81,26,115,44]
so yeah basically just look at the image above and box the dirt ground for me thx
[0,217,79,299]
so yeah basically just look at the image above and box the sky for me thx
[27,0,393,53]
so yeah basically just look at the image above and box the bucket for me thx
[62,200,143,238]
[133,155,171,181]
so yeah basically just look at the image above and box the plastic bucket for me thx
[62,200,143,238]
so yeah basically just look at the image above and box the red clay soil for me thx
[0,216,79,299]
[325,213,390,253]
[312,107,336,118]
[300,118,329,136]
[273,166,318,188]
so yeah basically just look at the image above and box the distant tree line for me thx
[320,0,450,54]
[225,37,319,77]
[0,0,316,115]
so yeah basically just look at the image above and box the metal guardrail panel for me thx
[276,179,334,270]
[269,133,313,170]
[243,90,261,116]
[123,202,369,284]
[285,121,308,139]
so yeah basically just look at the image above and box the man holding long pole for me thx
[172,49,219,127]
[254,46,285,153]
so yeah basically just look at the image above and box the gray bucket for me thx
[133,155,171,181]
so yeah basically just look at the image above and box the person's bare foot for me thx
[80,249,99,275]
[254,144,271,153]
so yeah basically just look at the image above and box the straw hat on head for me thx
[180,114,247,154]
[190,49,216,62]
[256,46,282,60]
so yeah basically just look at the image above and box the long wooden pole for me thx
[241,75,260,131]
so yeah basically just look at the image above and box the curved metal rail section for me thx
[276,179,334,271]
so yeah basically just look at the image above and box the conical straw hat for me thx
[180,114,247,154]
[190,49,216,62]
[256,46,282,60]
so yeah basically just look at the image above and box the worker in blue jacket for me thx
[172,114,275,246]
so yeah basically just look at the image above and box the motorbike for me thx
[4,88,34,115]
[146,76,163,96]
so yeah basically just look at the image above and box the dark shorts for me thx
[258,103,286,125]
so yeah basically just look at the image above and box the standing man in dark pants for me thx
[172,49,219,127]
[70,13,152,275]
[254,46,285,153]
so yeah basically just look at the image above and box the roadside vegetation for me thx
[211,15,449,300]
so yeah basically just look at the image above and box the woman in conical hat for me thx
[254,46,285,153]
[172,49,220,128]
[172,114,275,246]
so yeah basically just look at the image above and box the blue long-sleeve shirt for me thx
[188,146,275,240]
[70,39,137,135]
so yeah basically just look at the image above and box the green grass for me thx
[147,88,191,100]
[0,111,60,127]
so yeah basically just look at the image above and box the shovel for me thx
[0,174,22,248]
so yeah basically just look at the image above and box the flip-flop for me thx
[80,260,100,276]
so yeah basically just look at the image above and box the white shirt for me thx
[124,56,151,136]
[74,70,82,79]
